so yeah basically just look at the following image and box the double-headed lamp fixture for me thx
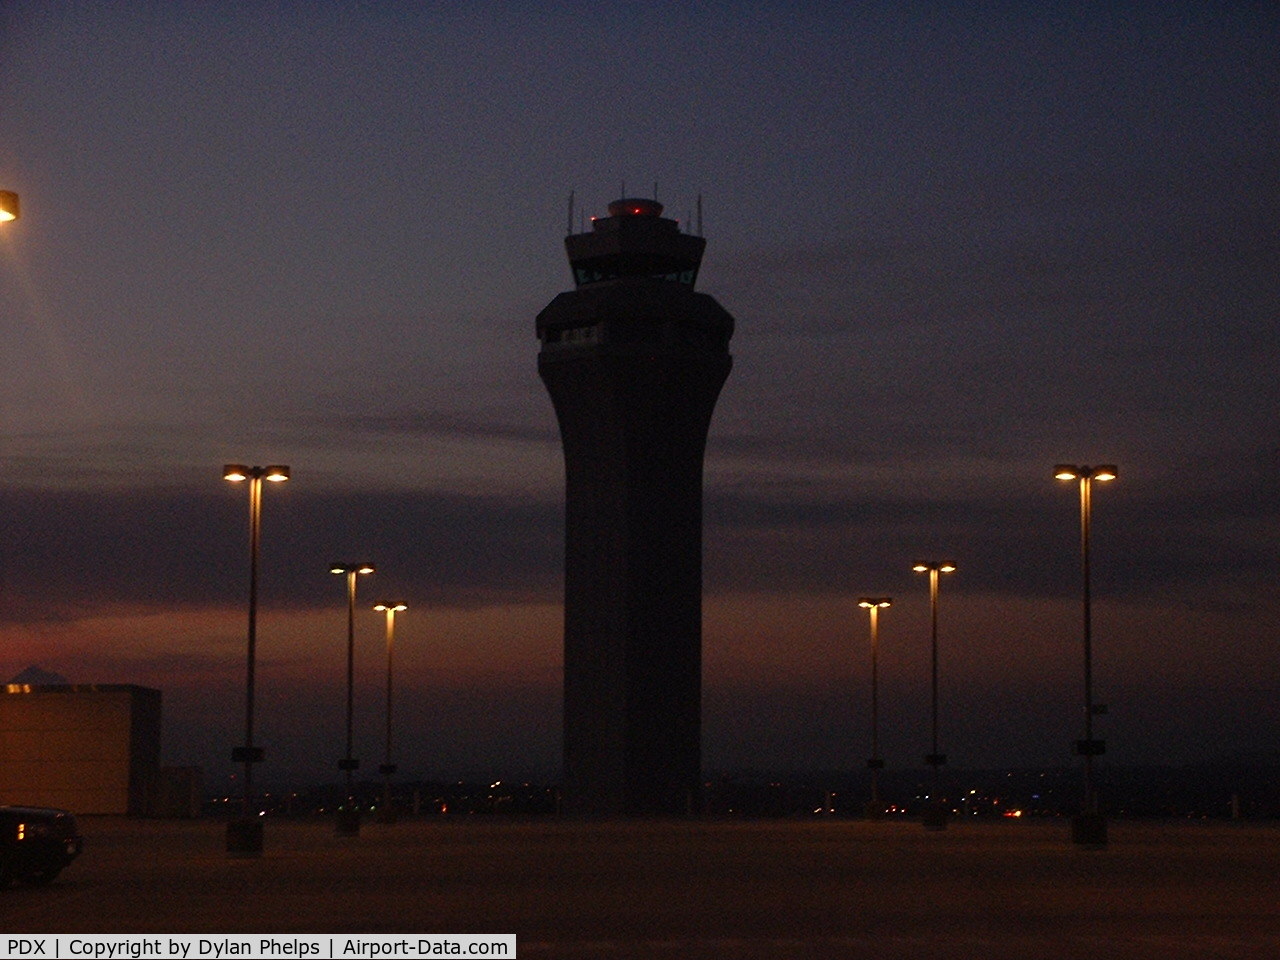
[330,562,376,576]
[223,464,291,484]
[1054,465,1117,483]
[858,598,892,610]
[912,562,957,574]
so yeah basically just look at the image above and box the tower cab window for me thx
[573,263,697,286]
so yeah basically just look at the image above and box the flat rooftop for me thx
[6,817,1279,958]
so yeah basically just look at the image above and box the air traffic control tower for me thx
[537,198,734,817]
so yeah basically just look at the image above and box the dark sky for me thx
[1,2,1277,787]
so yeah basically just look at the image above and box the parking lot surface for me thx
[3,816,1279,958]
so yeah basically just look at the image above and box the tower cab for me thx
[566,198,706,288]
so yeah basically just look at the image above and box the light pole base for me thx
[863,800,885,820]
[922,802,948,831]
[1071,813,1107,847]
[335,808,361,837]
[226,818,263,857]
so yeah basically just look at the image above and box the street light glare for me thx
[330,562,376,576]
[1056,464,1117,482]
[224,464,291,483]
[913,563,956,574]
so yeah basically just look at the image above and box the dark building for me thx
[0,684,161,815]
[537,198,735,816]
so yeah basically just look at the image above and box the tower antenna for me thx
[696,194,703,237]
[567,190,575,236]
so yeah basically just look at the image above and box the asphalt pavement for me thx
[3,816,1278,958]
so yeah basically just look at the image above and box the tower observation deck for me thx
[537,198,734,817]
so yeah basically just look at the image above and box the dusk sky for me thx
[2,2,1276,788]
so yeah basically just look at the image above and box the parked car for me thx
[0,806,83,887]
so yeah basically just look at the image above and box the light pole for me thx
[1055,463,1117,847]
[858,598,891,818]
[330,561,375,836]
[373,602,406,823]
[912,562,955,830]
[222,463,290,856]
[0,191,18,222]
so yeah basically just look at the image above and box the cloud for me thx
[335,409,557,446]
[704,470,1280,604]
[0,485,562,620]
[2,428,1274,626]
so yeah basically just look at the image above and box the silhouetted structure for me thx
[537,197,734,817]
[0,684,160,814]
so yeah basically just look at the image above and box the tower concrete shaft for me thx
[537,198,734,817]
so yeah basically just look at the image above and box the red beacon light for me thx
[608,198,664,218]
